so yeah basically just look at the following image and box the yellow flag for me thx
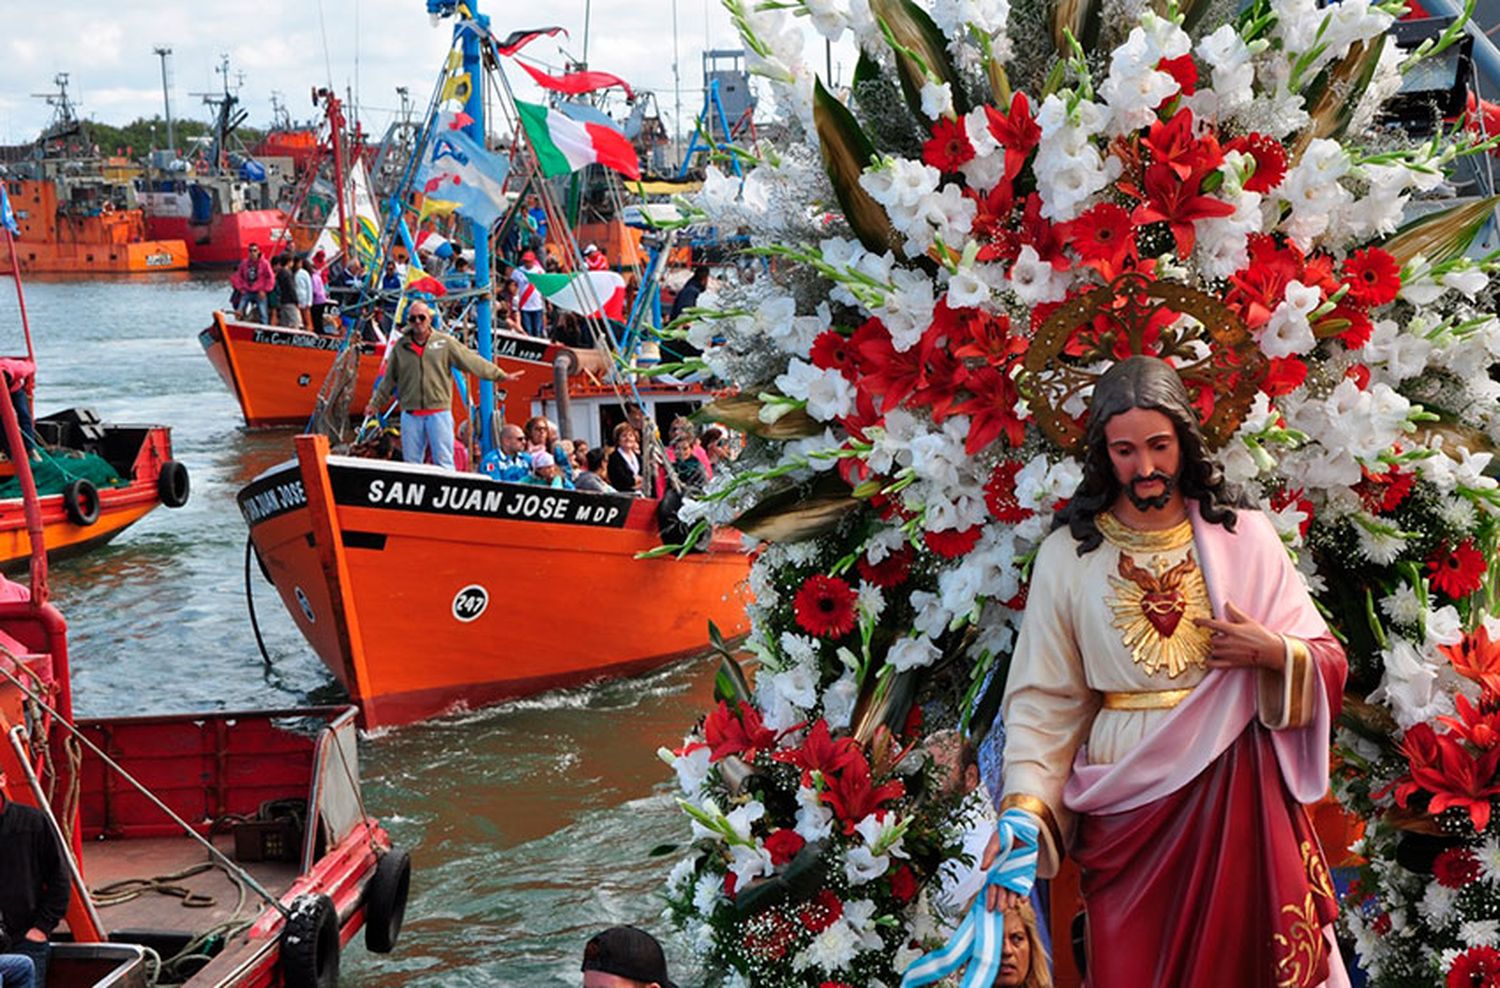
[419,196,461,222]
[441,70,472,105]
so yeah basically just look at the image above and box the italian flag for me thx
[515,100,641,181]
[524,270,628,321]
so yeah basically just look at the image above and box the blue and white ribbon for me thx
[900,807,1041,988]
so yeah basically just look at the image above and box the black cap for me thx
[581,926,677,988]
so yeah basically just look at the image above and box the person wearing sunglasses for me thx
[363,301,520,470]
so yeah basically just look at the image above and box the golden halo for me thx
[1019,273,1266,453]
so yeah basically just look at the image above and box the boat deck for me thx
[82,835,298,936]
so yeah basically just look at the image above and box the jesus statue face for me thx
[1103,407,1183,514]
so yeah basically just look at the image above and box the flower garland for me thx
[655,0,1500,984]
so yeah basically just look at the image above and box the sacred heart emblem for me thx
[1139,587,1186,638]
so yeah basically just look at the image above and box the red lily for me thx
[953,365,1026,453]
[952,310,1026,366]
[985,91,1041,182]
[772,718,863,787]
[820,752,906,833]
[909,344,970,422]
[1395,722,1500,832]
[1440,625,1500,697]
[1439,692,1500,750]
[1141,108,1222,182]
[855,320,923,413]
[1130,163,1235,256]
[704,700,781,763]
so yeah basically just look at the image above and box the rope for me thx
[244,537,274,671]
[91,862,217,909]
[0,652,291,920]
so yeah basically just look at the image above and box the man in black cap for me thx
[0,767,70,988]
[581,926,677,988]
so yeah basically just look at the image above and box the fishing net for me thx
[310,343,363,445]
[0,451,125,499]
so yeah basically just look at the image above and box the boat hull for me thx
[201,311,563,430]
[240,437,752,728]
[0,180,187,275]
[142,206,291,267]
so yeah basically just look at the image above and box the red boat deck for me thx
[82,836,300,936]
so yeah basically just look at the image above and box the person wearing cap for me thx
[512,250,547,338]
[581,926,677,988]
[363,301,521,471]
[525,450,571,489]
[583,243,608,272]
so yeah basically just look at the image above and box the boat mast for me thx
[441,0,498,456]
[153,47,175,154]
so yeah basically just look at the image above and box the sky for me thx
[0,0,852,149]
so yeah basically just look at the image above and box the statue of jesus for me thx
[987,355,1349,986]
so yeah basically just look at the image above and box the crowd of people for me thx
[229,244,359,334]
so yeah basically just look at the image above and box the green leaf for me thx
[870,0,971,117]
[1294,37,1385,154]
[648,843,680,857]
[813,78,902,256]
[714,653,753,704]
[1382,195,1500,268]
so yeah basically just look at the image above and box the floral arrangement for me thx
[650,0,1500,983]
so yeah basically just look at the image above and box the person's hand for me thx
[1195,601,1285,671]
[980,830,1026,913]
[363,403,377,419]
[24,928,45,943]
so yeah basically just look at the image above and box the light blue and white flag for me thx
[900,807,1040,988]
[414,113,511,231]
[0,183,18,237]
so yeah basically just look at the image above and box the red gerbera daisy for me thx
[793,573,859,637]
[1226,133,1288,194]
[1341,247,1402,308]
[858,543,914,588]
[810,329,859,379]
[984,460,1033,523]
[923,525,982,558]
[1434,847,1483,889]
[1449,945,1500,988]
[922,116,975,173]
[799,889,844,934]
[1427,539,1488,599]
[1061,202,1136,273]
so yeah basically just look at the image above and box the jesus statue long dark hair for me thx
[1054,356,1250,554]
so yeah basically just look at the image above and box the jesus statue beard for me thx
[1125,471,1177,512]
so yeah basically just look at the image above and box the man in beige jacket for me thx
[364,301,518,470]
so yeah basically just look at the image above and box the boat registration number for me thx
[145,252,175,267]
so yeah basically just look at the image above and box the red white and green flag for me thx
[515,99,640,181]
[524,270,627,322]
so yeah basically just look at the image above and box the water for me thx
[0,275,707,986]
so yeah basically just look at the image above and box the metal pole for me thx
[154,46,175,153]
[460,5,498,458]
[672,0,682,169]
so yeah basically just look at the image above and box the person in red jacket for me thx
[229,244,273,323]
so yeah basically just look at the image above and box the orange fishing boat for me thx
[199,311,565,429]
[239,434,750,728]
[0,177,188,276]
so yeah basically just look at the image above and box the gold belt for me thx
[1101,688,1194,710]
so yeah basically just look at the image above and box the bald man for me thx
[365,302,519,470]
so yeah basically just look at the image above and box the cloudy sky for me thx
[0,1,850,148]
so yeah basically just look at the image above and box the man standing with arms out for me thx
[512,250,547,338]
[364,301,520,471]
[0,767,70,988]
[230,243,272,323]
[985,356,1348,986]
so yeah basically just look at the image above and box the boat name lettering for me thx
[341,470,630,527]
[492,336,549,363]
[239,479,308,524]
[251,329,346,352]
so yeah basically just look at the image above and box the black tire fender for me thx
[364,846,411,954]
[63,478,100,527]
[157,459,190,508]
[280,892,340,988]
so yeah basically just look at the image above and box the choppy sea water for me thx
[0,274,706,985]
